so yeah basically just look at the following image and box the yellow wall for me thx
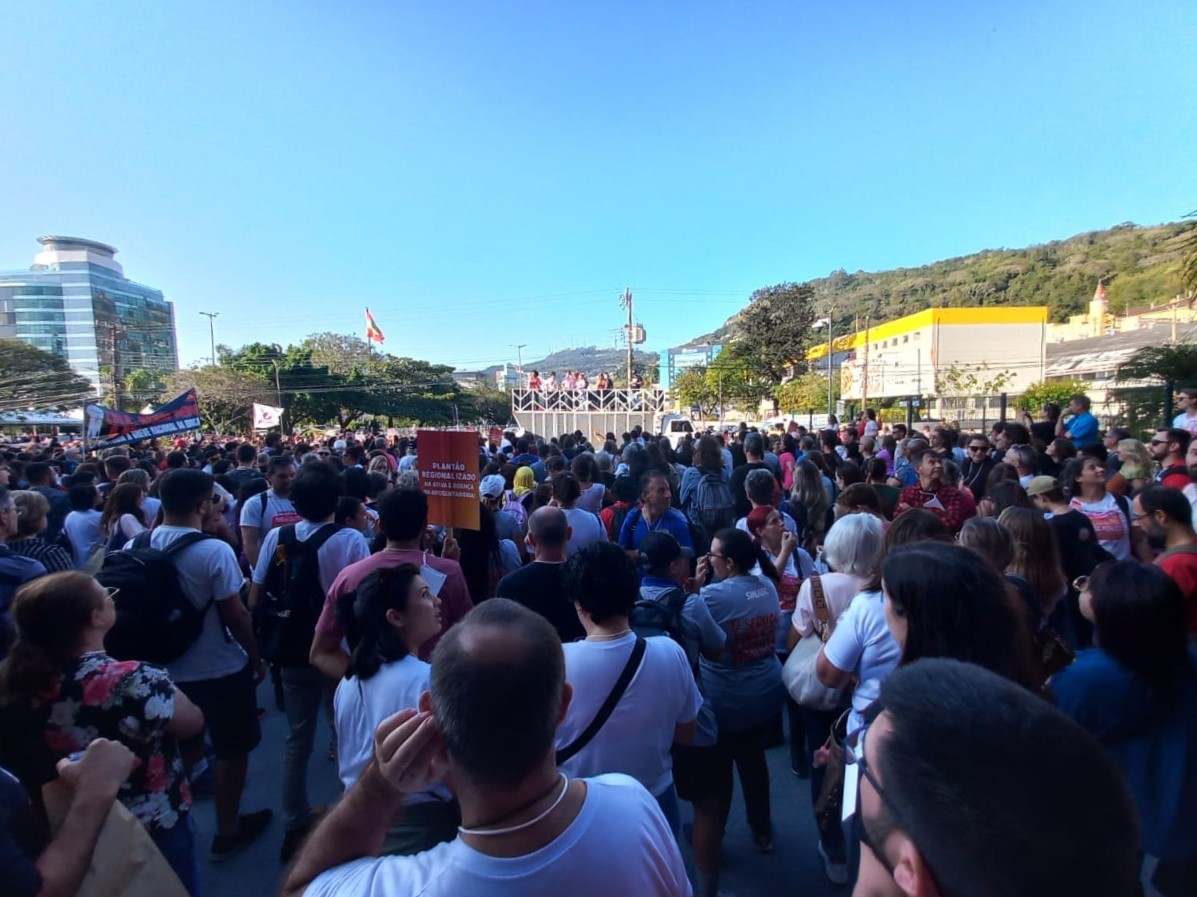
[807,306,1049,360]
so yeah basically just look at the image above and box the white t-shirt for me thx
[239,489,300,534]
[821,589,901,733]
[575,483,606,514]
[142,495,162,523]
[140,525,248,683]
[563,507,608,557]
[117,513,147,540]
[792,572,867,639]
[64,509,102,568]
[556,634,701,797]
[251,520,371,596]
[304,774,690,897]
[333,655,452,804]
[1174,411,1197,436]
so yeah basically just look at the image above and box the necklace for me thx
[458,774,570,837]
[586,628,632,641]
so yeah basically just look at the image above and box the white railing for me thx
[511,388,666,414]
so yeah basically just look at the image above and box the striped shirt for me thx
[6,537,74,573]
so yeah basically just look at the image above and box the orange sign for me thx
[419,429,481,530]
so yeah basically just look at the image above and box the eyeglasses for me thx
[103,586,120,601]
[706,553,728,561]
[1150,439,1168,446]
[968,445,988,452]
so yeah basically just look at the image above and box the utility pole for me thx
[862,315,870,415]
[199,311,219,366]
[620,288,634,388]
[826,318,834,418]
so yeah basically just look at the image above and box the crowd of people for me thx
[0,390,1194,897]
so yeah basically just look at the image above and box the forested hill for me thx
[702,221,1190,342]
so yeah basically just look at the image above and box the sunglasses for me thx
[1150,439,1168,446]
[968,445,988,452]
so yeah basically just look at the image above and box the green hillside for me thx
[705,221,1190,341]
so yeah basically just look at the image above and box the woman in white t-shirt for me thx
[333,563,457,855]
[98,483,148,552]
[571,454,609,514]
[552,472,607,556]
[786,511,883,884]
[1061,457,1132,560]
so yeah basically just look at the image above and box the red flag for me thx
[365,308,384,344]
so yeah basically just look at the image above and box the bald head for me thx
[430,599,566,787]
[528,505,568,548]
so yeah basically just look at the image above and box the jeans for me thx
[151,813,198,896]
[798,704,847,860]
[654,784,681,835]
[714,720,773,840]
[281,665,330,831]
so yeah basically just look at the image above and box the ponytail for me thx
[335,564,421,682]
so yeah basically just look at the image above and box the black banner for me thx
[85,389,201,448]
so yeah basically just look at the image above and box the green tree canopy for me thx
[0,339,94,413]
[732,282,817,382]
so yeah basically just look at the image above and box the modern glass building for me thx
[0,236,178,399]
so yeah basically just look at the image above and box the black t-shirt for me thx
[1031,421,1056,446]
[0,766,44,897]
[728,461,775,519]
[1048,509,1109,582]
[495,561,585,643]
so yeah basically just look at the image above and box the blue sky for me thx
[1,1,1193,371]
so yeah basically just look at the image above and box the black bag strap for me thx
[161,531,215,556]
[555,636,646,765]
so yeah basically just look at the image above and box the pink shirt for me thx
[315,548,474,660]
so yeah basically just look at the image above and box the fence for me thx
[510,388,666,438]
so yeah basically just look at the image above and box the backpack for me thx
[98,531,216,665]
[630,586,692,667]
[254,524,343,667]
[613,505,641,547]
[685,471,736,549]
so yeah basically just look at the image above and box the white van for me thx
[658,414,695,449]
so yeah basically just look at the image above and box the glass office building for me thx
[0,236,178,398]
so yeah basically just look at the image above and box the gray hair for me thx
[823,512,884,578]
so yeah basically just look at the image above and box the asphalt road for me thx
[191,682,853,897]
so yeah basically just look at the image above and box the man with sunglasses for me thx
[1149,428,1192,491]
[852,658,1140,897]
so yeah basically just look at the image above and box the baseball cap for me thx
[333,438,347,452]
[480,474,506,499]
[1025,475,1059,497]
[639,531,695,570]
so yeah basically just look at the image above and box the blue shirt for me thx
[698,574,785,734]
[1050,649,1197,861]
[1065,411,1099,448]
[618,507,693,553]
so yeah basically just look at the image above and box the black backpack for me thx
[98,531,216,664]
[630,586,692,667]
[254,524,342,668]
[685,471,736,552]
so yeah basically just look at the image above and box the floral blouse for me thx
[39,652,189,831]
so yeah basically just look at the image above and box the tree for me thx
[936,362,1016,398]
[123,368,165,410]
[161,365,273,435]
[1016,379,1089,413]
[732,282,817,383]
[1115,344,1197,434]
[672,366,719,417]
[775,371,837,415]
[0,339,94,413]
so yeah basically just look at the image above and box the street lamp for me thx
[813,317,834,418]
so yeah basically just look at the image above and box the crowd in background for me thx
[0,390,1194,897]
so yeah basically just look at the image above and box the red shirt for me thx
[1157,542,1197,632]
[895,483,971,533]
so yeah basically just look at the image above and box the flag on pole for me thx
[365,308,385,344]
[252,402,283,430]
